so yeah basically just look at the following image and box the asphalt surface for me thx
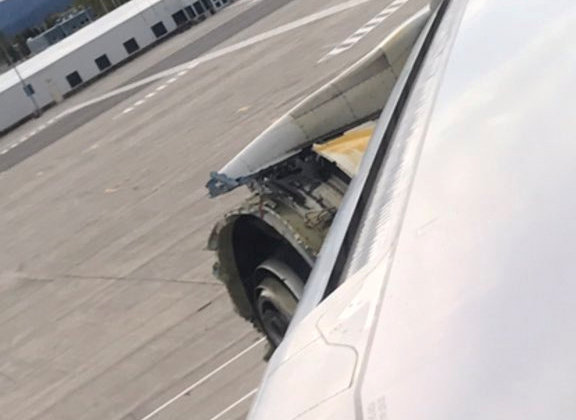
[0,0,425,419]
[0,91,150,173]
[0,0,300,174]
[126,0,300,82]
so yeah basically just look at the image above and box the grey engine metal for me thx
[288,5,433,330]
[207,8,431,326]
[206,9,430,197]
[252,0,576,418]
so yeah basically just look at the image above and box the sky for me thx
[0,0,73,35]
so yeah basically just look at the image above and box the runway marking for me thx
[138,337,265,420]
[319,0,409,62]
[112,0,375,122]
[231,0,262,8]
[34,0,374,125]
[0,0,375,154]
[208,389,258,420]
[0,114,64,155]
[118,75,182,119]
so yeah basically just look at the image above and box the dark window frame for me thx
[66,71,83,89]
[95,54,112,71]
[151,22,168,38]
[23,84,35,96]
[123,38,140,54]
[172,10,188,26]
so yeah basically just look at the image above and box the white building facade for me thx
[0,0,232,133]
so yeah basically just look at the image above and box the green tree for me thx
[43,13,61,29]
[0,31,20,64]
[13,33,31,58]
[0,31,8,67]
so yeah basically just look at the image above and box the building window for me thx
[95,54,111,71]
[193,1,206,15]
[185,6,197,19]
[66,71,83,88]
[201,0,215,12]
[123,38,140,54]
[151,22,167,38]
[172,10,188,26]
[23,84,35,96]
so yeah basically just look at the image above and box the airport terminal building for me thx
[0,0,232,133]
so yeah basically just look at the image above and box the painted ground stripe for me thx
[39,0,375,124]
[208,389,258,420]
[2,1,376,140]
[347,33,367,42]
[355,25,376,34]
[113,1,377,122]
[320,0,409,61]
[137,337,265,420]
[368,14,390,24]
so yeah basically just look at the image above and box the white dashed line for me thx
[137,338,265,420]
[117,74,183,119]
[41,0,374,124]
[0,0,375,135]
[7,115,63,149]
[115,57,194,119]
[320,0,408,62]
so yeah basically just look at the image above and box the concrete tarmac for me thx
[0,0,425,418]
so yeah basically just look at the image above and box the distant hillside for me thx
[0,0,73,36]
